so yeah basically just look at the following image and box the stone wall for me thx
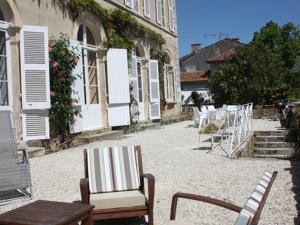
[237,132,255,158]
[253,107,277,120]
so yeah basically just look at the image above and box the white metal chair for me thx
[0,111,32,205]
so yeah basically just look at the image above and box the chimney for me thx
[231,38,240,42]
[191,43,202,53]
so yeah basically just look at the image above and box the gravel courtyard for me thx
[0,120,299,225]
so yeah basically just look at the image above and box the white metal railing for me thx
[209,103,253,158]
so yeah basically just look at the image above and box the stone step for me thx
[254,147,294,157]
[255,142,293,148]
[74,130,124,145]
[253,153,292,159]
[17,147,46,160]
[255,135,286,142]
[254,130,287,137]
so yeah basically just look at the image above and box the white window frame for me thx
[79,24,101,106]
[156,0,163,25]
[0,21,13,111]
[125,0,138,13]
[144,0,151,18]
[164,64,176,103]
[168,0,176,32]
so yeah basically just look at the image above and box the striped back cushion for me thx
[87,146,141,194]
[234,170,273,225]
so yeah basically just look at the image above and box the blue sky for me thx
[176,0,300,57]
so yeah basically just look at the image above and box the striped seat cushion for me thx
[87,146,140,193]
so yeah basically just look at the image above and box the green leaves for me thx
[209,21,300,106]
[49,34,80,137]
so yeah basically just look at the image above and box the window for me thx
[185,65,196,72]
[144,0,150,18]
[0,31,8,106]
[164,65,176,102]
[0,11,11,109]
[156,0,162,25]
[77,24,100,105]
[125,0,138,13]
[168,0,176,32]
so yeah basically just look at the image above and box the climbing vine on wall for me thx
[68,0,165,55]
[49,34,80,139]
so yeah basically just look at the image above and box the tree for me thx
[209,21,300,106]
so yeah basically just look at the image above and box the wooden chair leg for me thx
[148,212,154,225]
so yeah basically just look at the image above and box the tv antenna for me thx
[204,32,234,41]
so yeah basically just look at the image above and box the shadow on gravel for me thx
[192,146,211,151]
[96,217,147,225]
[288,159,300,224]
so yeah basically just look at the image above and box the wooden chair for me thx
[169,170,277,225]
[80,145,155,225]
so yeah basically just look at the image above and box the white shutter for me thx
[22,110,49,141]
[107,49,130,126]
[157,0,162,24]
[149,60,160,119]
[20,25,50,141]
[168,0,175,32]
[20,26,50,110]
[69,40,84,133]
[69,39,84,106]
[144,0,151,17]
[164,64,169,99]
[173,66,177,101]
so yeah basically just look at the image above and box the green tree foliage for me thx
[191,91,204,109]
[209,21,300,106]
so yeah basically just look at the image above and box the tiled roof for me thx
[181,70,209,82]
[207,49,236,63]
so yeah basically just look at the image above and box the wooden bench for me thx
[169,170,277,225]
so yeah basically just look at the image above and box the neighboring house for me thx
[180,38,244,104]
[0,0,180,142]
[180,70,210,105]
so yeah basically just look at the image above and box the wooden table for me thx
[0,200,94,225]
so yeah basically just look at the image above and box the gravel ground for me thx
[0,119,298,225]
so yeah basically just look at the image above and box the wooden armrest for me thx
[80,178,90,204]
[142,173,155,210]
[170,192,242,220]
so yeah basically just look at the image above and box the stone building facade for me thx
[0,0,181,142]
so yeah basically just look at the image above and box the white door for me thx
[81,46,102,130]
[136,60,145,121]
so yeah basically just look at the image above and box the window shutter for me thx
[149,60,160,119]
[69,39,84,134]
[22,110,50,141]
[107,49,130,126]
[20,26,50,110]
[144,0,151,17]
[164,64,169,99]
[173,66,177,101]
[157,0,162,24]
[20,25,50,141]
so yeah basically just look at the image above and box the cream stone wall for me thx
[1,0,181,141]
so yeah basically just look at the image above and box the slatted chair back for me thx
[233,170,277,225]
[84,146,143,194]
[0,111,17,168]
[0,111,31,195]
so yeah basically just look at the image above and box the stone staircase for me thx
[253,130,294,159]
